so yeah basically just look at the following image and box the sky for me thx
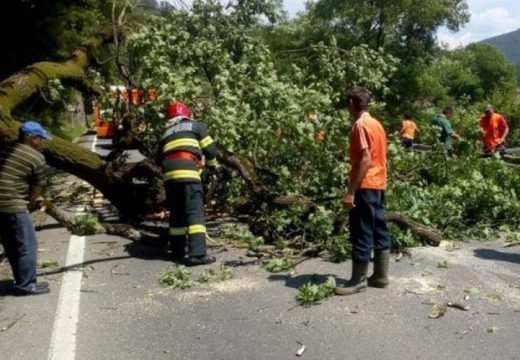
[281,0,520,49]
[437,0,520,48]
[168,1,520,49]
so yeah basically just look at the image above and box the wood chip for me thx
[447,301,470,311]
[296,342,306,356]
[428,303,447,319]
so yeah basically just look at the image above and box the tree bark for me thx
[386,211,443,246]
[0,27,166,218]
[0,28,114,119]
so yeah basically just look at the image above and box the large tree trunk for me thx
[0,28,166,218]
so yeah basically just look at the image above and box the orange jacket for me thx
[480,113,508,150]
[400,119,418,140]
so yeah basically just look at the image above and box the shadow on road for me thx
[96,143,114,150]
[473,248,520,264]
[35,223,65,231]
[37,255,132,276]
[268,273,338,289]
[124,241,169,261]
[0,279,14,296]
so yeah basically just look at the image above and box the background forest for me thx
[1,0,519,258]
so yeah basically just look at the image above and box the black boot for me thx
[184,254,216,267]
[368,249,390,288]
[335,262,368,296]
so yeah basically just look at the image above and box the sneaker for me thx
[13,281,50,296]
[184,254,216,267]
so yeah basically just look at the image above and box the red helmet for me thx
[167,102,191,119]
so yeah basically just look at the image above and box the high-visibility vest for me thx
[147,89,157,102]
[130,88,139,105]
[400,120,417,139]
[480,113,507,150]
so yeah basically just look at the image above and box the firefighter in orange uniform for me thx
[158,102,217,266]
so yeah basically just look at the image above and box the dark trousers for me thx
[401,137,413,149]
[165,182,207,257]
[349,189,391,264]
[0,211,38,291]
[481,143,506,158]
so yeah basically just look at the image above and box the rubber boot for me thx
[335,262,368,296]
[368,249,390,288]
[184,254,216,267]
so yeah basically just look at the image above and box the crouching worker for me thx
[0,121,52,295]
[158,102,217,266]
[336,87,391,296]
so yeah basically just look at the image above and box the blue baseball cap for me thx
[20,121,52,140]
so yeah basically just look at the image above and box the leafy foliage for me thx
[117,1,520,251]
[124,4,398,248]
[387,127,520,244]
[158,264,233,288]
[37,260,59,269]
[72,213,105,236]
[8,0,520,255]
[263,258,296,273]
[295,276,336,307]
[416,43,517,105]
[198,265,233,282]
[158,265,194,289]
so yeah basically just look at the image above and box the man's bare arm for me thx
[342,149,371,209]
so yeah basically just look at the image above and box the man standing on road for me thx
[336,87,391,296]
[480,104,509,157]
[158,102,217,266]
[0,120,51,295]
[433,106,460,157]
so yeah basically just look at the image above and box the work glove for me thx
[202,166,218,181]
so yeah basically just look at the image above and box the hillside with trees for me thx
[1,0,520,258]
[481,28,520,84]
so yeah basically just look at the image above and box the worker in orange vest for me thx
[480,104,508,157]
[399,113,419,149]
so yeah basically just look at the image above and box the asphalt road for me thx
[0,134,519,360]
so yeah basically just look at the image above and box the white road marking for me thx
[47,134,97,360]
[47,234,85,360]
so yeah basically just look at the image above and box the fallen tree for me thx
[0,3,450,254]
[0,25,168,218]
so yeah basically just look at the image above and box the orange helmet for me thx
[167,102,190,119]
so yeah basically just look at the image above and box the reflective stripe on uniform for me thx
[188,224,206,234]
[163,138,200,153]
[163,169,201,181]
[169,227,186,236]
[206,158,217,166]
[199,136,214,149]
